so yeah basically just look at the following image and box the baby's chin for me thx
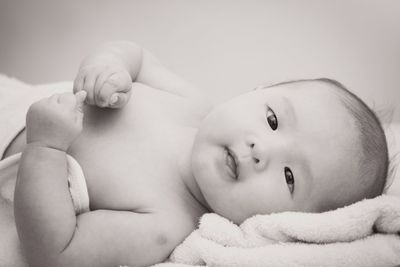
[214,204,256,225]
[199,189,256,224]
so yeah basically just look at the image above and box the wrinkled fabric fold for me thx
[153,195,400,267]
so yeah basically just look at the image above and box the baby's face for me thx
[191,81,361,224]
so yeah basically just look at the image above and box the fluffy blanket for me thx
[152,195,400,267]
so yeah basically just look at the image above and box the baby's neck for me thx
[176,127,211,212]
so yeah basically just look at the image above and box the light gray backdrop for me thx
[0,0,399,121]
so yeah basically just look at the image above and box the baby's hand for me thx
[73,63,132,108]
[26,91,87,152]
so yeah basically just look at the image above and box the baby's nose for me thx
[246,135,279,171]
[246,140,268,170]
[247,142,261,164]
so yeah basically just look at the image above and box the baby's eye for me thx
[284,167,295,194]
[266,107,278,130]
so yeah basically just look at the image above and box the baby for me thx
[10,41,388,267]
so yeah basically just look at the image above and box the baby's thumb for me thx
[75,90,87,111]
[74,91,86,126]
[109,92,130,108]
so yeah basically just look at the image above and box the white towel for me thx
[0,153,90,215]
[153,195,400,267]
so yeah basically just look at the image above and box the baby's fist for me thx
[73,63,132,108]
[26,91,87,151]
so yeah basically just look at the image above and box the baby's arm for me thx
[74,41,200,108]
[14,92,87,265]
[14,92,178,267]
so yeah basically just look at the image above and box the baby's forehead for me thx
[259,80,358,140]
[264,79,337,94]
[271,84,360,181]
[259,81,345,109]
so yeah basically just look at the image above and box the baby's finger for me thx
[75,90,87,111]
[100,74,132,107]
[109,91,132,109]
[93,70,114,107]
[74,107,85,127]
[58,92,77,106]
[82,72,98,105]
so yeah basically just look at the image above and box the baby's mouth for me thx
[225,147,239,179]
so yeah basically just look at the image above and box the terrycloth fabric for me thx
[153,195,400,267]
[0,153,90,215]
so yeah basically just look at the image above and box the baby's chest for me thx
[71,125,181,210]
[68,87,194,211]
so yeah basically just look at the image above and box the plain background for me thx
[0,0,399,122]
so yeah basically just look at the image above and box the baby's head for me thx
[191,78,388,224]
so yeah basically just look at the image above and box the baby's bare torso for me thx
[6,83,209,241]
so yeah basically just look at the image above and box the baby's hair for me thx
[260,78,389,208]
[318,78,388,199]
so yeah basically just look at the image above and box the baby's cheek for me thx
[243,179,292,214]
[155,233,169,246]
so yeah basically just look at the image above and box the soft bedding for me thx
[152,195,400,267]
